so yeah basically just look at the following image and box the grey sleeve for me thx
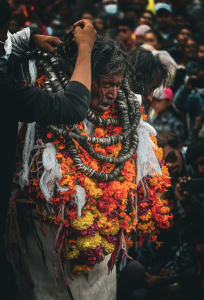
[7,27,32,66]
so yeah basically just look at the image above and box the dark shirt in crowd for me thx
[0,70,90,242]
[174,85,204,133]
[151,111,185,144]
[137,214,182,272]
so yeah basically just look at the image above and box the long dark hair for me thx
[128,48,169,96]
[58,32,129,87]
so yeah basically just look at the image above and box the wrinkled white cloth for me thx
[29,59,37,86]
[0,30,12,61]
[74,185,86,217]
[14,219,116,300]
[135,94,162,184]
[40,143,69,202]
[19,122,36,189]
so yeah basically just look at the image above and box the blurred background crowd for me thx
[4,0,204,299]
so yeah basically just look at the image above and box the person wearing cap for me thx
[155,3,177,49]
[134,24,151,46]
[151,86,185,143]
[174,60,204,135]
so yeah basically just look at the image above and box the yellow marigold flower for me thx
[77,232,102,251]
[100,220,119,235]
[73,264,94,275]
[84,177,103,198]
[125,236,134,248]
[101,237,115,254]
[71,211,94,231]
[65,244,80,260]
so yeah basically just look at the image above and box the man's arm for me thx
[1,20,97,125]
[7,28,61,66]
[1,72,90,125]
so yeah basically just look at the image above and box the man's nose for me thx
[107,86,118,99]
[167,162,173,168]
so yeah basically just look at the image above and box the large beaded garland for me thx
[15,50,172,298]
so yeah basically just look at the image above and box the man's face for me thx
[90,74,124,116]
[144,32,161,50]
[185,39,197,59]
[157,10,173,31]
[118,26,133,43]
[178,28,192,45]
[198,45,204,62]
[175,15,186,29]
[139,12,154,28]
[162,144,183,178]
[152,98,171,115]
[194,155,204,177]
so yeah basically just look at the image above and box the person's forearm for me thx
[70,46,92,92]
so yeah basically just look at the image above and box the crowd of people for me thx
[1,0,204,300]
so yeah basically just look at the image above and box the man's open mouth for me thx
[98,103,111,111]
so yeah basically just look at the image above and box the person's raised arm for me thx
[70,20,97,92]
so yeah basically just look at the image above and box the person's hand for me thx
[176,176,190,202]
[194,108,204,130]
[73,19,97,52]
[185,76,197,90]
[159,269,174,281]
[34,35,61,56]
[144,273,160,288]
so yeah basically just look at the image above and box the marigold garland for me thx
[19,75,172,274]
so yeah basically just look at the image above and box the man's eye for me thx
[102,86,110,89]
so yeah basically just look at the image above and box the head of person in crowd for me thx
[117,18,135,47]
[176,26,194,50]
[152,86,174,117]
[29,10,43,26]
[174,13,187,31]
[132,0,148,15]
[184,38,198,61]
[197,39,204,63]
[59,32,128,117]
[81,11,95,25]
[157,132,183,179]
[0,0,11,49]
[9,17,21,34]
[144,29,163,50]
[94,16,105,34]
[180,210,204,265]
[57,1,72,23]
[134,24,151,44]
[48,14,64,37]
[155,3,174,35]
[124,5,139,26]
[186,138,204,177]
[128,48,168,112]
[138,10,155,28]
[103,0,118,16]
